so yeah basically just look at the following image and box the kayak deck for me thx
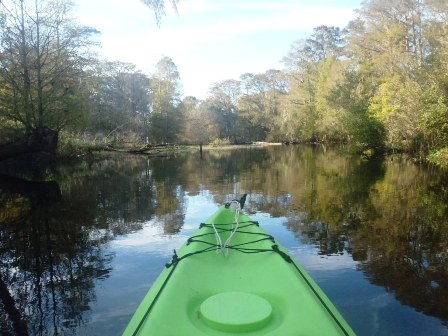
[123,205,355,335]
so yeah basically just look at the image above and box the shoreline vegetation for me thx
[1,1,448,169]
[56,137,448,170]
[57,138,285,159]
[53,130,443,167]
[55,137,375,160]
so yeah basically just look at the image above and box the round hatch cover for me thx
[199,291,272,332]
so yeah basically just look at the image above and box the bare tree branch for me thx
[140,0,179,26]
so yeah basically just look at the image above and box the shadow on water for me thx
[0,152,197,334]
[0,147,448,334]
[0,172,113,335]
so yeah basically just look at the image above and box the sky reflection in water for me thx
[88,194,448,336]
[2,146,448,335]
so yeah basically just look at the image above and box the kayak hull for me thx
[123,206,355,335]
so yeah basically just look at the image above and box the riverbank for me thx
[57,140,284,159]
[55,134,448,170]
[204,142,283,150]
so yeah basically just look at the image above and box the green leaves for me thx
[0,0,96,134]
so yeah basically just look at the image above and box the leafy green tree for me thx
[0,0,96,139]
[420,0,448,154]
[87,61,150,143]
[368,75,423,150]
[330,67,386,151]
[180,96,217,145]
[305,25,345,61]
[418,84,448,151]
[148,56,183,143]
[282,25,346,142]
[207,79,241,143]
[344,0,431,151]
[347,0,426,75]
[314,57,349,142]
[237,70,287,142]
[238,73,268,141]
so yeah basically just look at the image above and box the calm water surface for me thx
[1,145,448,335]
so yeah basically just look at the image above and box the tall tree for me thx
[180,96,217,145]
[420,0,448,152]
[88,61,150,142]
[345,0,429,151]
[148,56,182,143]
[282,25,345,142]
[314,57,349,142]
[238,73,269,141]
[0,0,96,158]
[207,79,241,143]
[238,70,287,141]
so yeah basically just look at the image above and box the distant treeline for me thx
[1,0,448,163]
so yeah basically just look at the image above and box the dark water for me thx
[1,145,448,335]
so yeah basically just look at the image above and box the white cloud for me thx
[176,0,354,15]
[148,4,355,47]
[74,0,360,98]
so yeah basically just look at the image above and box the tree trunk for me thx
[0,275,29,336]
[0,127,58,161]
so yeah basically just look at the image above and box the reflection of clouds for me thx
[112,221,188,256]
[112,199,358,270]
[185,196,219,220]
[252,212,359,272]
[368,293,394,335]
[111,195,218,256]
[289,246,358,272]
[369,293,392,309]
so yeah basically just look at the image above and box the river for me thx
[0,145,447,335]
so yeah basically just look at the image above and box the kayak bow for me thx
[123,202,355,335]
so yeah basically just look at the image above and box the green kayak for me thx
[123,199,355,335]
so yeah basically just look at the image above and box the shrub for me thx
[427,148,448,168]
[209,137,232,147]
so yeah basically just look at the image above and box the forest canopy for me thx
[1,0,448,162]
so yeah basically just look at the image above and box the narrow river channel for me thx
[1,145,447,335]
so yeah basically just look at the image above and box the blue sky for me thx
[74,0,363,99]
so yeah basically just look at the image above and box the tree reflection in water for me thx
[268,150,448,324]
[0,176,112,335]
[0,147,447,334]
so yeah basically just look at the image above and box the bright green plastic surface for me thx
[200,291,272,332]
[123,206,356,335]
